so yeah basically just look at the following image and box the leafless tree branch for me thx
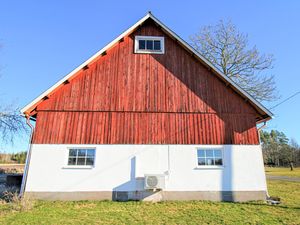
[190,20,278,102]
[0,103,28,144]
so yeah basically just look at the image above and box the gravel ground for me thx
[267,175,300,182]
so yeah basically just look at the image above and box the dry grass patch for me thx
[265,167,300,177]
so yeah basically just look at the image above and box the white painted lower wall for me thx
[25,144,267,195]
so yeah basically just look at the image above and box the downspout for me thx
[167,145,171,178]
[19,114,34,197]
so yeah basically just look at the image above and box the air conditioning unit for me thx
[144,174,165,190]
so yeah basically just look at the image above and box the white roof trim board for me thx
[21,12,273,120]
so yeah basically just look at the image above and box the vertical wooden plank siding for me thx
[33,111,258,144]
[32,19,260,145]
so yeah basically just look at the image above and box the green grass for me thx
[0,180,299,225]
[265,167,300,178]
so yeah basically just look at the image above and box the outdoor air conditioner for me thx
[144,174,165,190]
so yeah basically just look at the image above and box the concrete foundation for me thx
[25,190,266,202]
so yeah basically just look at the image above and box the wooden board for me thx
[32,20,260,145]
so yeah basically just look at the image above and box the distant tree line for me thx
[260,130,300,168]
[0,151,27,164]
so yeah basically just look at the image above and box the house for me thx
[20,12,272,202]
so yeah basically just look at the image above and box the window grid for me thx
[68,149,95,166]
[135,36,164,54]
[197,149,223,166]
[139,39,162,51]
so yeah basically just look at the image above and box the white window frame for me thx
[134,36,165,54]
[63,147,96,169]
[196,146,224,169]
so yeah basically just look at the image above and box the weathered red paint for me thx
[32,19,260,145]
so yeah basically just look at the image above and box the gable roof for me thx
[21,12,273,122]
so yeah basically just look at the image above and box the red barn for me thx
[21,13,272,201]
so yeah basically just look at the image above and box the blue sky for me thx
[0,1,299,152]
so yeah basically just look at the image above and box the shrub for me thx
[0,188,34,212]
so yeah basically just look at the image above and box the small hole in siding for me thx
[42,96,49,101]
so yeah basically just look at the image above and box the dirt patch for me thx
[0,164,24,199]
[0,164,24,174]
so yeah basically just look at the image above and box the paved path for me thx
[267,175,300,182]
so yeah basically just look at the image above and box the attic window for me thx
[135,36,165,54]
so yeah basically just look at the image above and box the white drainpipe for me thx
[19,115,34,197]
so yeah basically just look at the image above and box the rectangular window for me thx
[135,36,165,54]
[68,148,95,166]
[197,149,223,166]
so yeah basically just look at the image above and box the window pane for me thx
[206,150,213,158]
[69,149,77,157]
[206,158,214,165]
[215,158,223,165]
[77,157,86,165]
[87,150,95,157]
[198,158,206,166]
[139,40,145,50]
[214,150,222,158]
[146,40,153,50]
[68,157,76,165]
[154,40,161,50]
[86,158,94,166]
[197,150,205,157]
[78,149,86,157]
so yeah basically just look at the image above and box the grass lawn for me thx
[0,180,299,225]
[265,167,300,178]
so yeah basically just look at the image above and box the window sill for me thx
[62,166,94,169]
[135,50,164,54]
[194,166,224,170]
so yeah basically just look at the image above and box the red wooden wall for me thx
[32,19,260,145]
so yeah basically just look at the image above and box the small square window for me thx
[135,36,164,54]
[67,148,95,166]
[197,149,223,166]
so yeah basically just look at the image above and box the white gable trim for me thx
[20,13,151,114]
[21,12,273,120]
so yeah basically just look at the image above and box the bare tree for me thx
[0,103,28,144]
[190,20,277,102]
